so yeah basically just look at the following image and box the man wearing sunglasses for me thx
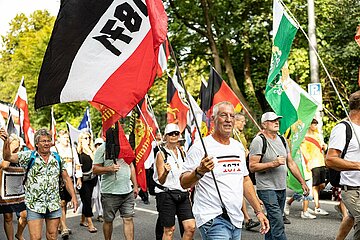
[0,128,78,240]
[180,101,269,239]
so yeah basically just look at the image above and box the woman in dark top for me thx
[77,132,98,233]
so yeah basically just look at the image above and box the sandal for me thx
[61,229,70,238]
[88,227,98,233]
[15,234,25,240]
[79,222,89,227]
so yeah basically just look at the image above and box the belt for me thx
[341,185,360,191]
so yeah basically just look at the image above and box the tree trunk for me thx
[244,48,262,115]
[200,0,222,74]
[221,41,254,117]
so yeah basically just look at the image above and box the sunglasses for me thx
[168,131,180,137]
[83,137,90,140]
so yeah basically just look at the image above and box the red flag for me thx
[167,75,189,133]
[14,78,34,150]
[50,107,56,145]
[200,67,243,135]
[118,123,136,165]
[35,0,168,119]
[91,102,122,135]
[355,25,360,47]
[135,98,157,192]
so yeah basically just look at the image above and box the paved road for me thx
[0,191,353,239]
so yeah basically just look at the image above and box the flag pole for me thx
[278,0,360,146]
[167,37,231,218]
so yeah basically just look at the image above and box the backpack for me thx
[329,121,352,187]
[246,133,287,185]
[23,151,62,185]
[258,133,287,162]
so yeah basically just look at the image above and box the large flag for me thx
[14,78,34,150]
[134,98,157,192]
[35,0,168,119]
[200,67,243,135]
[167,74,189,133]
[266,0,318,192]
[78,107,92,136]
[50,107,56,145]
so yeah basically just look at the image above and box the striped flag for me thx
[78,107,93,137]
[35,0,168,119]
[14,78,34,150]
[157,39,170,77]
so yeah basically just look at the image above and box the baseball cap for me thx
[94,138,104,146]
[261,112,282,123]
[164,123,180,135]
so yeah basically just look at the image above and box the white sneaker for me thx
[284,203,290,215]
[301,211,317,219]
[307,208,315,214]
[314,208,329,215]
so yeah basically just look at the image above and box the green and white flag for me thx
[266,0,319,192]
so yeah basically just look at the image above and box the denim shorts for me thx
[26,207,62,221]
[101,192,135,222]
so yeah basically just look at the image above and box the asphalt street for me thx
[0,190,353,240]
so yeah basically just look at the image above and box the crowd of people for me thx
[0,94,359,239]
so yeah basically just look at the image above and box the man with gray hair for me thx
[181,101,269,239]
[0,127,78,240]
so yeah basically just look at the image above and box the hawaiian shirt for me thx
[17,150,65,213]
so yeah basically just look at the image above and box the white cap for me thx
[94,138,104,146]
[261,112,282,123]
[164,123,180,135]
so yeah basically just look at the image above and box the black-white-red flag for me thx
[35,0,167,118]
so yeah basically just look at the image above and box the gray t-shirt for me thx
[249,135,289,190]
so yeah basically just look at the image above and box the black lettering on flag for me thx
[133,0,148,16]
[93,1,147,56]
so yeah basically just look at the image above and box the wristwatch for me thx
[195,167,204,179]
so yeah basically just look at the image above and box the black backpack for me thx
[329,121,352,187]
[247,133,287,184]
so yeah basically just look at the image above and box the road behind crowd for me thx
[0,189,353,239]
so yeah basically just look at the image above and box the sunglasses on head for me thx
[168,131,180,137]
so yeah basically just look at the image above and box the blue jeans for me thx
[199,215,241,240]
[257,189,287,240]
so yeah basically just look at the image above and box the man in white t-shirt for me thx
[180,101,269,239]
[327,90,360,240]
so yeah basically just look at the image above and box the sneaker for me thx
[307,208,315,214]
[284,203,290,216]
[314,208,329,215]
[245,219,260,230]
[283,215,291,224]
[97,216,104,223]
[301,211,317,219]
[61,229,70,239]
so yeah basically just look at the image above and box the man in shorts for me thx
[0,128,78,240]
[93,138,138,240]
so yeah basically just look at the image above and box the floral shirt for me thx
[17,150,65,213]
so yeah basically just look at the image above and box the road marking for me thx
[135,207,158,215]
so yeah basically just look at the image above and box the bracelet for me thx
[194,167,204,179]
[254,210,263,216]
